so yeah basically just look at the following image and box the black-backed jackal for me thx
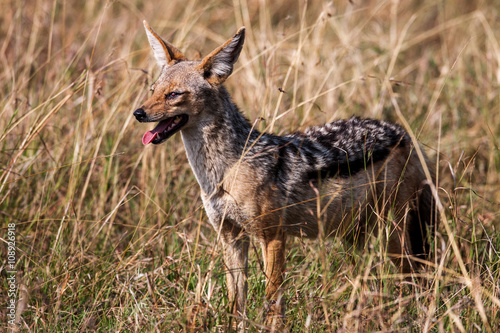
[133,22,436,327]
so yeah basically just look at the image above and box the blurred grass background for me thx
[1,0,499,331]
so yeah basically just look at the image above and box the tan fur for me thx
[134,23,436,328]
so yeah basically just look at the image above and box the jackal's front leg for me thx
[261,231,286,328]
[221,225,249,320]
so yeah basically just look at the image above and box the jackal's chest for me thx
[201,192,250,230]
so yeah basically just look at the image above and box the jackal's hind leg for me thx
[386,206,414,274]
[389,183,436,274]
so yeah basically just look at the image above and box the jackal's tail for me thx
[408,181,437,263]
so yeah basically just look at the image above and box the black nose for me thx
[133,108,147,122]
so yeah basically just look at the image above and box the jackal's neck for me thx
[180,87,255,196]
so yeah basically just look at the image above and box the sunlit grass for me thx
[1,0,499,331]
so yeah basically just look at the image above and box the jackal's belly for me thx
[276,181,360,239]
[203,178,367,241]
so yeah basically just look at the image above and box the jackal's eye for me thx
[165,92,183,100]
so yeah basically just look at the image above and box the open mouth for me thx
[142,115,189,145]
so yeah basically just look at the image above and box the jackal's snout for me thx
[133,108,147,122]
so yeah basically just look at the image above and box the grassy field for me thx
[1,0,500,331]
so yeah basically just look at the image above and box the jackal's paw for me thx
[264,299,286,332]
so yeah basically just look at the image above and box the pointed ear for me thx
[198,27,245,85]
[143,20,186,67]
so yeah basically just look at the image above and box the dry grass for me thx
[1,0,499,331]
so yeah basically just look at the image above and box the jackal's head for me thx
[133,21,245,145]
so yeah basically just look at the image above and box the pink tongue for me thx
[142,131,158,145]
[142,120,171,145]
